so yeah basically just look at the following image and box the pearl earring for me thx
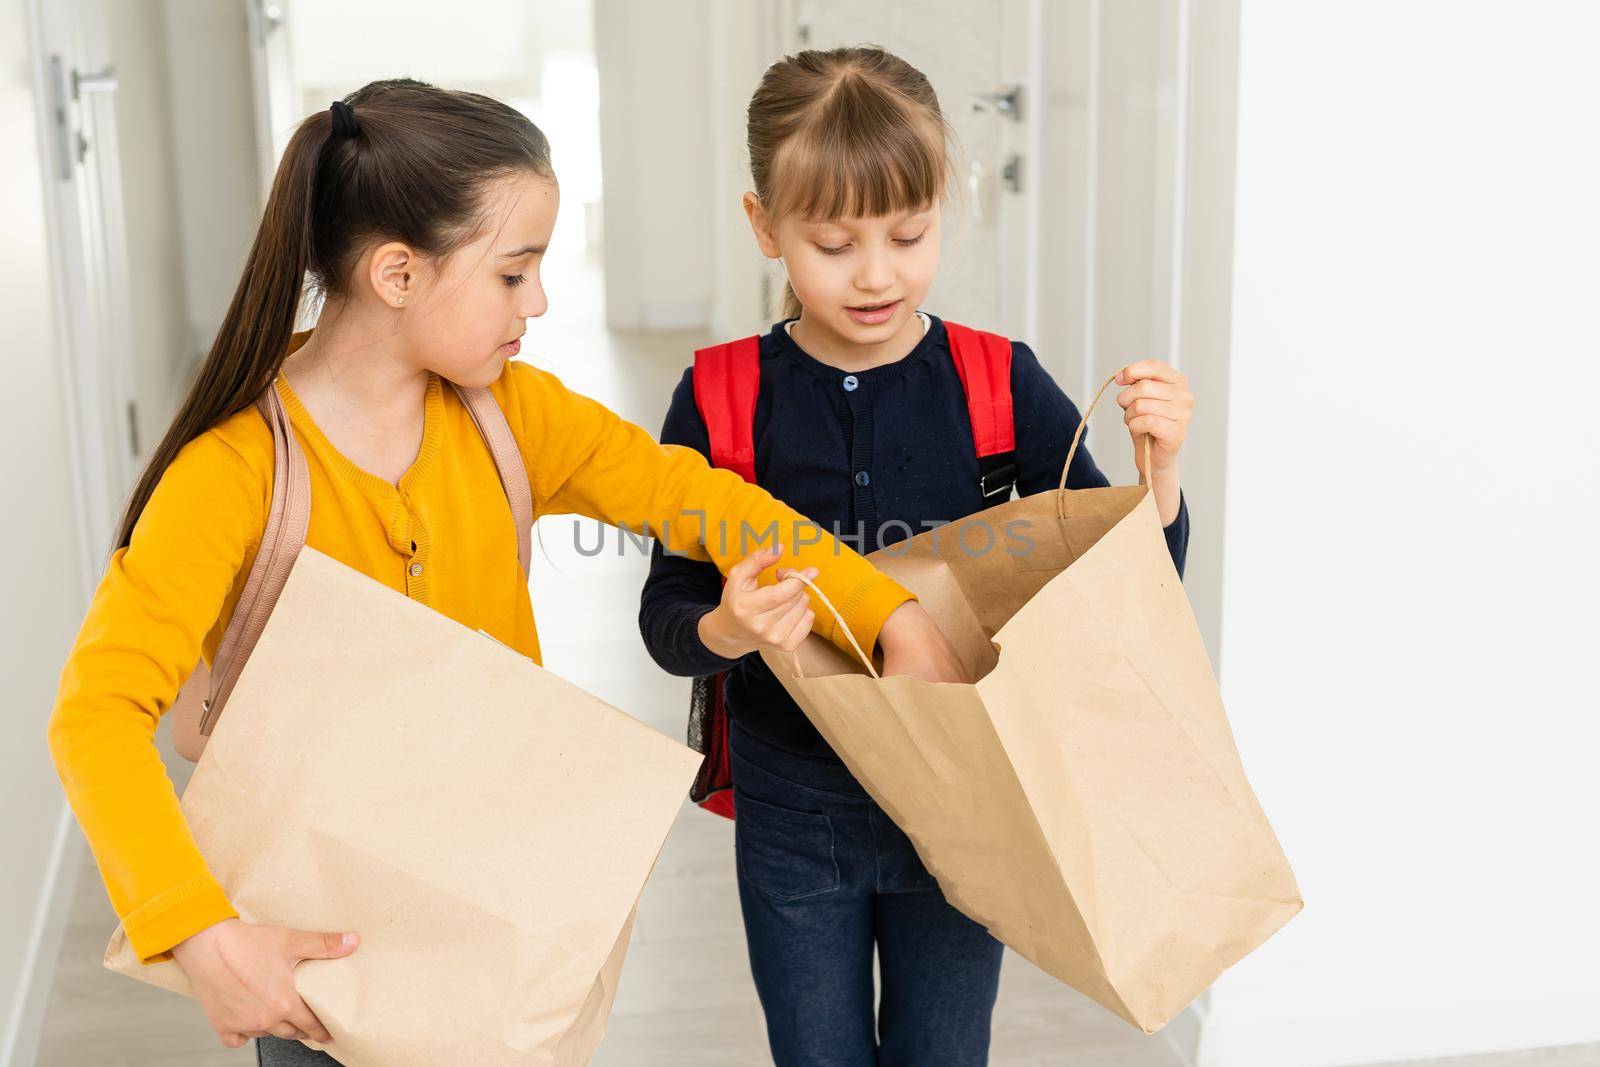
[396,296,406,306]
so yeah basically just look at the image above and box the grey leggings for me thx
[255,1037,338,1065]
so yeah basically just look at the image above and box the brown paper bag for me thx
[764,383,1302,1034]
[107,547,701,1065]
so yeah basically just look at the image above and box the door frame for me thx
[7,2,132,1061]
[26,0,133,578]
[244,0,298,205]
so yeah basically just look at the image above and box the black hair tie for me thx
[329,100,360,138]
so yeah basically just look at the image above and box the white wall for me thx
[1171,0,1240,772]
[594,0,717,331]
[289,0,596,113]
[160,0,264,370]
[705,0,777,339]
[1198,3,1600,1064]
[0,1,92,1061]
[293,0,535,101]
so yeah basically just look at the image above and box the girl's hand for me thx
[170,917,358,1049]
[877,601,973,684]
[1115,360,1193,525]
[699,544,818,659]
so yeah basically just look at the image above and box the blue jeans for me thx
[729,720,1004,1067]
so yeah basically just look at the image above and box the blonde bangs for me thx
[763,77,950,222]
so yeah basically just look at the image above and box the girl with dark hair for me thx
[48,78,964,1064]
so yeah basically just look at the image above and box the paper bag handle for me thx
[789,573,881,679]
[1057,371,1155,493]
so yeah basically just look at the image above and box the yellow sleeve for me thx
[495,361,914,659]
[47,431,264,961]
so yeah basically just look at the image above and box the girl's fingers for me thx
[1126,414,1184,442]
[287,1000,333,1045]
[285,929,358,961]
[1116,380,1179,408]
[773,566,821,586]
[779,607,816,651]
[746,573,810,613]
[769,595,811,640]
[220,1033,249,1049]
[757,587,813,633]
[1117,360,1184,386]
[1121,398,1191,425]
[727,544,782,586]
[754,566,817,610]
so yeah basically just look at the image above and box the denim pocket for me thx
[734,791,841,902]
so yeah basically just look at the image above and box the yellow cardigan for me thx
[49,356,912,962]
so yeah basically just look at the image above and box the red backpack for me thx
[686,321,1018,819]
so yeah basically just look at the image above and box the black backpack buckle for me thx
[979,454,1018,500]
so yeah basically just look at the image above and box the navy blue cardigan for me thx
[637,315,1189,759]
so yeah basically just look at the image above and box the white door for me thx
[29,0,138,555]
[1035,0,1198,485]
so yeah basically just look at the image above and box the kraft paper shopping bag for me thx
[765,380,1301,1033]
[107,547,700,1065]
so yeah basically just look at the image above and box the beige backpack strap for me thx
[449,382,534,577]
[197,383,310,736]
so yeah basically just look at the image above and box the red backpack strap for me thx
[687,336,761,824]
[691,336,762,482]
[943,321,1019,499]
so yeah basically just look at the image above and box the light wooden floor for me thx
[33,253,1600,1066]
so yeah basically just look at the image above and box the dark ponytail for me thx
[113,79,552,549]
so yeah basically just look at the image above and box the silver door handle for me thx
[970,86,1023,121]
[72,65,118,99]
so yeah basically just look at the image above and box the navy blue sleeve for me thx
[1009,341,1189,577]
[637,367,747,678]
